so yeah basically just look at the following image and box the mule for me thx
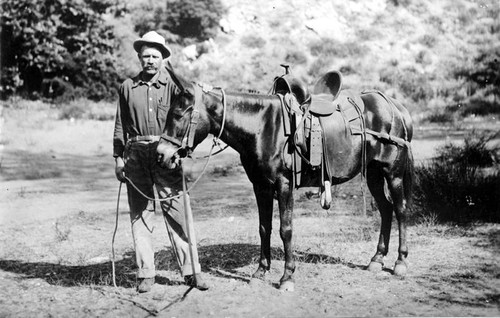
[156,70,414,291]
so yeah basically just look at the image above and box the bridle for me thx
[160,82,227,158]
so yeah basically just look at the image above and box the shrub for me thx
[437,131,499,167]
[309,38,367,58]
[240,35,266,49]
[418,34,437,48]
[460,97,500,116]
[453,45,500,116]
[413,131,500,224]
[381,66,434,105]
[307,57,334,77]
[285,50,308,66]
[424,110,455,124]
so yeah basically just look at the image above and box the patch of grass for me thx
[54,220,71,242]
[58,98,115,121]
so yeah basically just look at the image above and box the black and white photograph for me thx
[0,0,499,316]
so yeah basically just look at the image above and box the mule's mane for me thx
[235,88,264,95]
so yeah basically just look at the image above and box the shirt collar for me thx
[131,68,169,89]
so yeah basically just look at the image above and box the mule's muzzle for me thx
[156,142,182,169]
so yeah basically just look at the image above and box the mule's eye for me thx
[172,108,184,117]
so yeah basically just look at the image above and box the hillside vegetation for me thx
[1,0,499,120]
[117,0,500,120]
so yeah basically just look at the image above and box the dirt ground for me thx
[0,107,499,317]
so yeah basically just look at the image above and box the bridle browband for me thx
[160,82,227,156]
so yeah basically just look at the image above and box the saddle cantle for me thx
[312,70,343,99]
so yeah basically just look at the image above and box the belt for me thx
[128,135,161,143]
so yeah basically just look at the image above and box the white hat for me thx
[133,31,171,58]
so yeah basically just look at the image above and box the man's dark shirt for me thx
[113,67,180,158]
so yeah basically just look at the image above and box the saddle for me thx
[276,70,365,208]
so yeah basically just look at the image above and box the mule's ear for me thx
[165,61,190,93]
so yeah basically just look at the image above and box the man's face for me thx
[139,46,163,76]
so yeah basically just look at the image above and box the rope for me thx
[111,181,122,288]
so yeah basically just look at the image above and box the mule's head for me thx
[156,63,215,169]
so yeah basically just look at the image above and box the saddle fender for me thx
[319,90,365,180]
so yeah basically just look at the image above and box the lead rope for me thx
[111,181,122,288]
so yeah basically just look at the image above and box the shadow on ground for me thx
[0,244,366,288]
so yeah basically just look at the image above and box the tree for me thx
[455,45,500,109]
[0,0,122,101]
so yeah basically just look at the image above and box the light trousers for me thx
[124,141,201,278]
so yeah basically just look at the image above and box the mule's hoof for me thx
[367,261,383,272]
[320,182,332,210]
[393,261,408,276]
[320,193,331,210]
[279,280,295,292]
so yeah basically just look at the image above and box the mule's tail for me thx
[403,144,415,208]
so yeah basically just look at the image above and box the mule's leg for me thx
[276,177,295,291]
[366,166,393,272]
[320,180,332,210]
[251,183,274,281]
[386,173,409,276]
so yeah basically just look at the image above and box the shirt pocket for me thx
[157,103,169,122]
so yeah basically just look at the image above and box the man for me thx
[113,31,208,293]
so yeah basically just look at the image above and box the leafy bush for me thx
[437,131,499,167]
[380,66,434,105]
[453,45,500,116]
[413,131,500,224]
[285,51,308,66]
[0,0,122,101]
[307,56,335,77]
[240,35,266,49]
[460,98,500,116]
[418,34,438,48]
[424,110,455,124]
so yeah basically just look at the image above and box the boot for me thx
[184,273,209,291]
[137,277,154,293]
